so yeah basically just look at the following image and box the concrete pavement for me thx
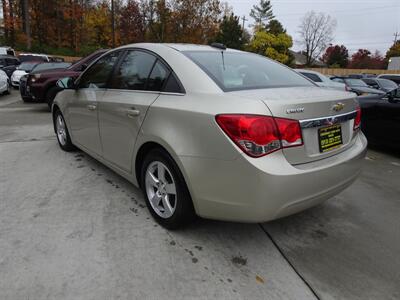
[0,91,399,299]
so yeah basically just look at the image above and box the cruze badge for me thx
[332,102,345,112]
[286,107,304,114]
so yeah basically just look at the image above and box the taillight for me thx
[215,114,303,157]
[354,107,361,130]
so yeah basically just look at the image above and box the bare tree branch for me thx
[298,11,336,66]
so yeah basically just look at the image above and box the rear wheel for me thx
[54,110,75,151]
[141,148,195,229]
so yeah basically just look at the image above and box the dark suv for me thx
[0,55,20,77]
[20,49,107,107]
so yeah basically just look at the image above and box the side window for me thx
[147,61,170,91]
[163,73,183,93]
[112,50,156,90]
[332,78,344,83]
[79,51,120,89]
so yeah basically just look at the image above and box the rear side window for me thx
[147,61,170,91]
[300,72,322,82]
[184,51,312,91]
[163,74,183,93]
[112,50,156,90]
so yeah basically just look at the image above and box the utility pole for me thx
[111,0,115,48]
[241,15,248,30]
[394,31,399,44]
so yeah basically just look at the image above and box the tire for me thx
[54,110,75,152]
[4,81,11,94]
[22,96,32,102]
[46,86,61,109]
[140,148,195,229]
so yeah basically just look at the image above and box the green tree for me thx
[386,41,400,59]
[248,30,293,65]
[266,19,285,35]
[214,13,243,49]
[250,0,274,29]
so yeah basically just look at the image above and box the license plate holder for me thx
[318,124,343,153]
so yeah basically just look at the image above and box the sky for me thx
[227,0,400,55]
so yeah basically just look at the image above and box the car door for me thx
[98,50,170,172]
[68,51,121,155]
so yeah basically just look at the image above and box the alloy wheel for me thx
[145,161,177,219]
[56,114,67,146]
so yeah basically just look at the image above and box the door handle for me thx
[126,108,140,118]
[87,104,97,111]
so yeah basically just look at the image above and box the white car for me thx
[297,69,346,91]
[11,62,40,88]
[0,69,10,94]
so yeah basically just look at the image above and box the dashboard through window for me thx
[183,51,313,91]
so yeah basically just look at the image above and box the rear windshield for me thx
[377,78,398,89]
[345,78,368,87]
[183,51,313,91]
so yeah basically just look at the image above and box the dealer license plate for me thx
[318,124,343,153]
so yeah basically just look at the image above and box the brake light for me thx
[354,106,361,130]
[216,114,303,157]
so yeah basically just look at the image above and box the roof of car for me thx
[118,43,242,53]
[378,74,400,77]
[0,54,18,59]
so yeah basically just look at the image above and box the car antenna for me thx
[210,43,227,71]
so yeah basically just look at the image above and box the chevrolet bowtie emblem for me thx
[332,102,345,112]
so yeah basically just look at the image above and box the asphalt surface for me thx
[0,91,399,299]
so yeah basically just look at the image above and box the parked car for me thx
[0,69,11,94]
[296,69,346,91]
[49,56,66,62]
[0,46,16,56]
[19,62,71,102]
[361,78,398,93]
[11,62,41,88]
[17,53,49,63]
[52,43,367,229]
[20,49,107,107]
[377,74,400,86]
[358,89,400,148]
[0,55,20,77]
[348,74,376,79]
[331,76,385,96]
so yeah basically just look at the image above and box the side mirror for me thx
[56,77,75,89]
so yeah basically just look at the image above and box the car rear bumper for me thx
[180,131,367,223]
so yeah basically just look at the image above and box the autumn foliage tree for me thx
[349,49,386,69]
[321,44,349,68]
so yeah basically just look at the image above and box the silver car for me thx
[296,69,346,91]
[52,43,367,229]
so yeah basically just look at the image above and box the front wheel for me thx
[54,110,75,151]
[141,149,195,229]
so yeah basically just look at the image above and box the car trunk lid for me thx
[229,87,359,165]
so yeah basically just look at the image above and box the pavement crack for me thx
[259,224,321,300]
[0,137,54,144]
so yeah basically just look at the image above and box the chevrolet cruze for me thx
[52,43,367,229]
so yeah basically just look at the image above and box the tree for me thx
[266,19,285,35]
[349,49,386,69]
[250,0,274,29]
[386,41,400,60]
[321,44,349,67]
[119,0,144,44]
[214,13,243,49]
[248,30,293,65]
[298,11,336,66]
